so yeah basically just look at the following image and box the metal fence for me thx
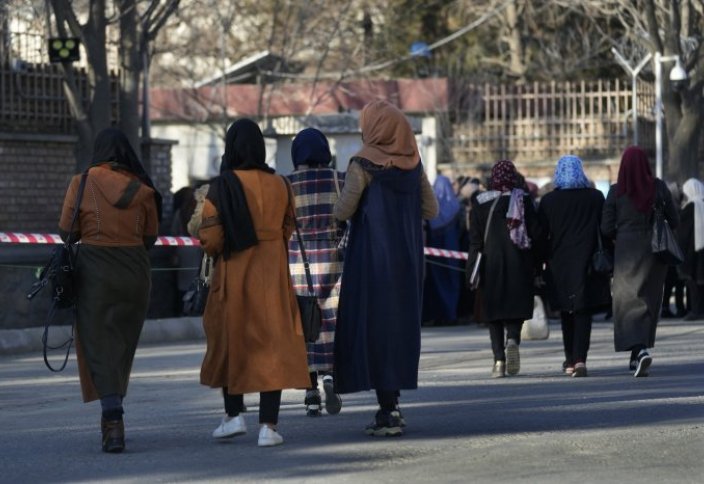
[450,79,656,164]
[0,62,120,134]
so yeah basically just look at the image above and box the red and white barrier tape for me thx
[0,232,468,260]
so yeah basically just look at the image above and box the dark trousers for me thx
[223,388,282,424]
[375,390,400,412]
[663,267,686,315]
[686,280,704,315]
[488,319,523,361]
[560,311,592,364]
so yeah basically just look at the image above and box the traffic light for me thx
[48,37,80,63]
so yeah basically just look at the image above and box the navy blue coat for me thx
[334,161,424,394]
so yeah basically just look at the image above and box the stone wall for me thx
[0,135,181,329]
[0,133,78,232]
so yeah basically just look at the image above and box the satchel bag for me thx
[26,172,88,372]
[652,189,684,265]
[592,226,614,275]
[293,222,323,343]
[283,176,323,343]
[467,195,501,290]
[182,254,213,315]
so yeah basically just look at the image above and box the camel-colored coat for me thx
[198,170,310,394]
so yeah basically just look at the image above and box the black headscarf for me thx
[207,119,272,259]
[219,118,274,173]
[91,127,163,220]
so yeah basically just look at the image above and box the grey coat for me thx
[601,179,679,351]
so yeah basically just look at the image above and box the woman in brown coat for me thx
[198,118,309,447]
[58,128,161,453]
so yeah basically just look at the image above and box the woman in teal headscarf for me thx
[538,155,611,377]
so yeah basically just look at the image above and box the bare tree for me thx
[47,0,178,169]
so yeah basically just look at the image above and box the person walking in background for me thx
[678,178,704,320]
[197,119,309,447]
[456,177,482,322]
[333,100,438,437]
[538,155,611,377]
[602,146,678,377]
[468,160,540,378]
[286,128,344,417]
[170,186,202,314]
[58,128,161,453]
[422,172,462,325]
[662,182,686,318]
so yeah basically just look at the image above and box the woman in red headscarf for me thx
[602,146,679,377]
[467,160,541,378]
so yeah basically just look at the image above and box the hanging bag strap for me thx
[43,171,88,372]
[483,195,502,247]
[282,176,316,297]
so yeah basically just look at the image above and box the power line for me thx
[260,0,512,81]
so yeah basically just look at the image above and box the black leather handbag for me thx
[182,254,213,315]
[293,221,322,343]
[26,172,87,372]
[592,226,614,275]
[652,189,684,266]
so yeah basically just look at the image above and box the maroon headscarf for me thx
[616,146,655,213]
[490,159,518,192]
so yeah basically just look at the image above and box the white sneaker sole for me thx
[323,380,342,415]
[634,355,652,377]
[258,438,284,447]
[506,343,520,376]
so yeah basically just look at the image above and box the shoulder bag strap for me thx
[66,172,88,246]
[483,195,502,246]
[282,176,315,296]
[333,169,341,197]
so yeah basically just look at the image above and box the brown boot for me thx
[101,418,125,453]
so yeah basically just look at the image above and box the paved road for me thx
[1,319,703,483]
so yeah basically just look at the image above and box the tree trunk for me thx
[668,110,703,183]
[118,0,142,154]
[504,0,526,82]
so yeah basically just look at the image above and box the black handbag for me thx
[284,176,322,343]
[182,254,213,315]
[592,226,614,275]
[293,222,323,343]
[26,172,88,372]
[652,188,684,265]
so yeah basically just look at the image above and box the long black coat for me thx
[538,188,611,314]
[602,179,678,351]
[467,192,540,322]
[677,204,704,284]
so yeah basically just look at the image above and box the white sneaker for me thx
[257,426,284,447]
[212,415,247,439]
[506,338,520,376]
[634,349,652,377]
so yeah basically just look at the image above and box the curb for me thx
[0,317,205,356]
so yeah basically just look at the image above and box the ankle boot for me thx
[101,418,125,453]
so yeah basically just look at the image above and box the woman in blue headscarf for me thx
[538,155,611,377]
[287,128,345,417]
[422,173,462,324]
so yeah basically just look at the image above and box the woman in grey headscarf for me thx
[678,178,704,320]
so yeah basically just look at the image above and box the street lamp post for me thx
[654,52,687,179]
[612,48,651,146]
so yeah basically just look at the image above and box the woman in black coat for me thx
[678,178,704,319]
[538,155,611,377]
[602,146,678,377]
[468,160,540,378]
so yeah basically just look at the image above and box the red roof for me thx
[150,78,449,122]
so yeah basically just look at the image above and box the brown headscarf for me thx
[616,146,655,213]
[354,100,420,170]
